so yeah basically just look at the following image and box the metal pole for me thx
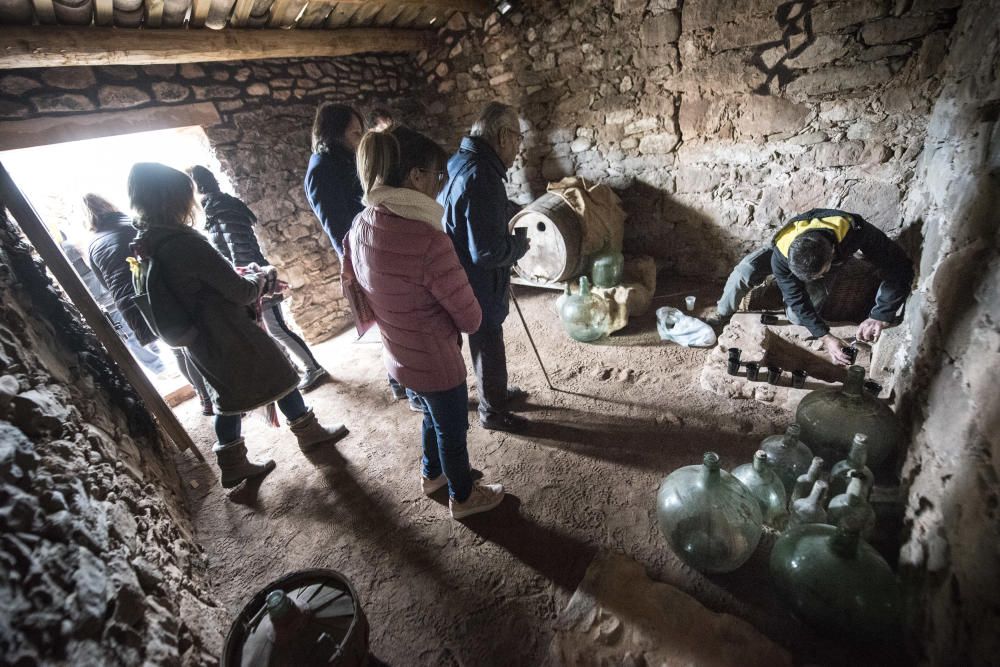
[509,287,554,391]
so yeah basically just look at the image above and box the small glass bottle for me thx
[829,433,875,499]
[732,451,788,529]
[655,452,764,573]
[590,244,625,288]
[760,424,814,495]
[788,480,828,528]
[790,456,824,504]
[827,474,876,539]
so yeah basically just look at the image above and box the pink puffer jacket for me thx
[348,206,482,393]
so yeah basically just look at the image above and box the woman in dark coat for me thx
[127,162,348,489]
[187,165,328,392]
[84,193,213,414]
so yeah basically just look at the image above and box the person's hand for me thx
[857,317,889,343]
[821,334,852,365]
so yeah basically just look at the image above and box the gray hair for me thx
[470,101,520,145]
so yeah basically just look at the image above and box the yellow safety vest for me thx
[774,214,853,258]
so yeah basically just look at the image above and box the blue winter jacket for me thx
[304,144,364,257]
[439,136,527,328]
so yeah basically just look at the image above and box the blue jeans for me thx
[214,390,308,444]
[716,247,831,322]
[414,382,473,502]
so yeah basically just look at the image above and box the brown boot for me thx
[213,438,275,488]
[288,408,348,451]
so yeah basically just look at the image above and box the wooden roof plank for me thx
[189,0,212,26]
[266,0,294,25]
[146,0,165,27]
[94,0,114,25]
[337,0,486,13]
[230,0,255,27]
[0,26,436,68]
[30,0,58,24]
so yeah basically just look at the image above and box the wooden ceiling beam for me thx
[0,26,436,69]
[189,0,212,27]
[337,0,489,14]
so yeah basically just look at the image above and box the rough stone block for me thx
[41,67,96,89]
[785,34,850,68]
[151,82,189,103]
[549,552,793,666]
[2,75,42,96]
[811,140,866,167]
[713,16,785,51]
[638,132,680,154]
[733,95,811,137]
[861,15,938,44]
[97,85,150,109]
[811,0,889,33]
[31,93,94,113]
[640,12,680,46]
[784,63,893,96]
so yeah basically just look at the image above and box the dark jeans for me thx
[172,348,208,399]
[214,389,308,444]
[716,247,832,325]
[468,323,508,420]
[414,382,473,502]
[261,304,320,372]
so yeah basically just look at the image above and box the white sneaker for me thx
[421,474,448,495]
[450,483,505,519]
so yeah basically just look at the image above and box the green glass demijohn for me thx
[558,276,611,343]
[731,450,788,529]
[769,516,901,642]
[829,433,875,499]
[590,245,625,288]
[760,424,814,495]
[655,451,763,573]
[795,365,903,470]
[790,456,824,504]
[788,479,828,528]
[827,473,876,539]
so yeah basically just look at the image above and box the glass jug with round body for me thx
[788,480,828,528]
[655,452,764,574]
[829,433,875,499]
[796,365,904,470]
[731,451,788,529]
[590,244,625,288]
[790,456,824,504]
[769,516,901,642]
[558,276,611,343]
[760,424,814,495]
[827,474,876,539]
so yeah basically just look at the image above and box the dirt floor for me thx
[173,277,903,666]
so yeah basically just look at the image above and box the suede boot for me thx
[288,408,348,451]
[213,438,275,488]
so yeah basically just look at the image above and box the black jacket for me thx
[771,208,914,337]
[201,192,267,267]
[88,213,156,345]
[304,145,364,257]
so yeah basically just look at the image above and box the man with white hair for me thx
[439,101,530,433]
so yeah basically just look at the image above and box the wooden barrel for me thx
[509,192,585,284]
[222,568,369,667]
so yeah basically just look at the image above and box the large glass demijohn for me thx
[656,452,763,573]
[591,245,625,288]
[795,365,903,469]
[769,516,900,641]
[731,450,788,529]
[558,276,611,343]
[760,424,814,495]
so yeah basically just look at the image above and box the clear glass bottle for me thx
[590,244,625,288]
[760,424,814,495]
[827,474,876,539]
[788,479,828,528]
[656,452,764,573]
[790,456,824,504]
[795,365,903,470]
[731,450,788,529]
[559,276,611,343]
[829,433,875,499]
[769,516,900,641]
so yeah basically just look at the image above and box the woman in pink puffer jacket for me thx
[346,126,506,520]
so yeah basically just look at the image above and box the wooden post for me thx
[0,163,206,463]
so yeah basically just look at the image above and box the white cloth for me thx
[656,307,717,348]
[363,185,444,231]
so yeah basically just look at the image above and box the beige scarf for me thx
[364,184,444,231]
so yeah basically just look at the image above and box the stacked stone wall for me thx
[0,55,422,342]
[0,209,226,664]
[891,0,1000,663]
[416,0,959,277]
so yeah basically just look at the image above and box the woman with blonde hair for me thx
[347,127,505,519]
[128,162,348,488]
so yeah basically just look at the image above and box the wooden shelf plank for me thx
[0,26,436,68]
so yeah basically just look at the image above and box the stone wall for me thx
[0,209,226,664]
[417,0,960,277]
[0,55,421,342]
[892,0,1000,663]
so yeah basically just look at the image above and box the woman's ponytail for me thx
[356,131,399,199]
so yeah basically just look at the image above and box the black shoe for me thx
[480,412,527,433]
[389,382,407,401]
[506,386,528,403]
[704,309,731,328]
[408,395,426,413]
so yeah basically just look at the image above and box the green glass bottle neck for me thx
[830,524,862,557]
[842,366,866,397]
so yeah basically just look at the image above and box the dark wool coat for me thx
[88,213,156,345]
[135,224,298,415]
[304,145,364,257]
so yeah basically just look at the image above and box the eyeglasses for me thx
[418,168,448,183]
[503,126,524,142]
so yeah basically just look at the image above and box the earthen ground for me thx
[173,278,902,666]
